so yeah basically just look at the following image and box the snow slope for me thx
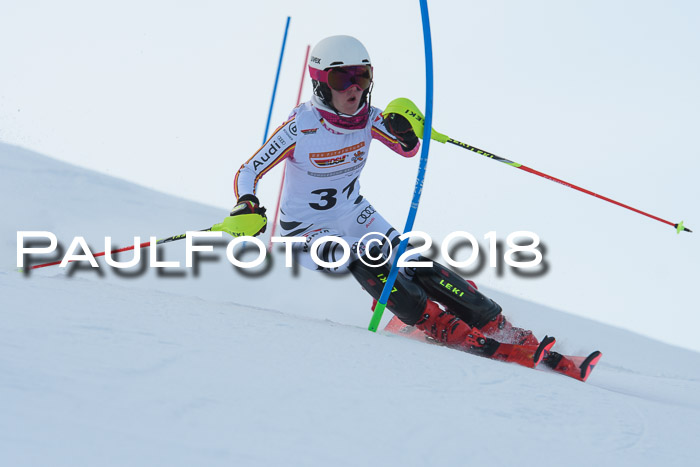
[3,2,698,354]
[2,143,700,466]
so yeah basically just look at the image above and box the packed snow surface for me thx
[2,144,699,466]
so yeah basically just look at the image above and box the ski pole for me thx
[446,138,691,233]
[383,98,692,235]
[26,229,212,270]
[368,0,435,332]
[23,212,268,270]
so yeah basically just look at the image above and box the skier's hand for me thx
[231,194,266,219]
[382,113,419,151]
[231,194,267,235]
[212,194,267,237]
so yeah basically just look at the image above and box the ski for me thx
[384,315,600,381]
[384,316,554,370]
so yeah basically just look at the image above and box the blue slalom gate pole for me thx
[368,0,434,332]
[262,16,291,144]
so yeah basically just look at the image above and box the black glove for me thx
[383,113,419,151]
[231,194,267,234]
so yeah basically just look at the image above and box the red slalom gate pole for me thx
[267,44,311,251]
[295,46,311,109]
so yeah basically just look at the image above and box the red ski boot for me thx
[479,314,540,347]
[413,300,490,351]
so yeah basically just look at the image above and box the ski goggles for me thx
[310,65,373,91]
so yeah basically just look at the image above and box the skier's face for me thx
[330,85,363,115]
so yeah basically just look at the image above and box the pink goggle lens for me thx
[311,65,373,91]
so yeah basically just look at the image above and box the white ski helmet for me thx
[308,35,373,108]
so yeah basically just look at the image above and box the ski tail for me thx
[383,315,429,342]
[575,351,603,382]
[543,350,603,382]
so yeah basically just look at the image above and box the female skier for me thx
[228,35,567,369]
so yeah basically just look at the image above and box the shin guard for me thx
[348,254,426,326]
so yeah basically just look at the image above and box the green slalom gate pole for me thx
[382,98,692,235]
[368,0,436,332]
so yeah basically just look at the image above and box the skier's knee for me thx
[412,259,502,328]
[348,248,426,325]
